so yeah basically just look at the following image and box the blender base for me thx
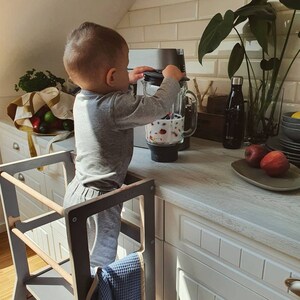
[147,143,179,162]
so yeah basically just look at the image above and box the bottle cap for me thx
[231,76,243,85]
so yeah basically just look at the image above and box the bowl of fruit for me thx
[282,111,300,124]
[231,144,300,191]
[280,111,300,142]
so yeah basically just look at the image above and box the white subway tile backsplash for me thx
[198,0,246,19]
[118,0,300,104]
[129,42,161,49]
[129,7,160,27]
[282,102,300,114]
[130,0,191,10]
[188,78,231,96]
[276,10,300,36]
[206,38,239,58]
[160,1,198,24]
[282,81,297,103]
[117,27,144,43]
[186,59,216,76]
[161,40,197,58]
[144,23,177,41]
[296,83,300,104]
[282,58,300,82]
[218,59,261,79]
[277,35,300,58]
[244,40,262,59]
[178,20,208,40]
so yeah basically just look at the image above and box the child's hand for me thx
[162,65,184,82]
[128,66,154,84]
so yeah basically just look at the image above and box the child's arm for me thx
[128,66,154,84]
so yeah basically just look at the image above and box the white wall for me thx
[0,0,135,115]
[117,0,300,113]
[0,0,135,231]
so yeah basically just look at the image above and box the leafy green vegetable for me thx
[15,69,65,92]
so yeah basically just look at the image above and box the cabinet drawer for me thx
[14,169,48,219]
[44,173,66,206]
[51,220,69,261]
[164,243,267,300]
[0,131,33,160]
[165,202,299,300]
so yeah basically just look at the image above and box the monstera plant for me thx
[198,0,300,143]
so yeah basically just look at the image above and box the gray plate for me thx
[266,136,300,158]
[231,159,300,191]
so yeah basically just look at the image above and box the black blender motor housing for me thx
[144,71,190,162]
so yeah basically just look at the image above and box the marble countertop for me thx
[128,138,300,261]
[1,119,300,261]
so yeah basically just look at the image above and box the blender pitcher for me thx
[143,71,198,162]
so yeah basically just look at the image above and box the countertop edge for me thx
[1,120,299,262]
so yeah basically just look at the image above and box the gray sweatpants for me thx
[63,176,122,269]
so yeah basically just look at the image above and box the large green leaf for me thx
[228,43,244,78]
[198,10,234,64]
[235,2,276,21]
[249,16,271,53]
[279,0,300,10]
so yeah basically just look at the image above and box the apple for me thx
[244,144,268,168]
[260,151,290,177]
[30,115,41,133]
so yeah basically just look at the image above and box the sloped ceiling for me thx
[0,0,135,97]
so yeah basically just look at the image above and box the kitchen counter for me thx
[1,119,300,261]
[129,138,300,261]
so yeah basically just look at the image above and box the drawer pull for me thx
[285,278,300,296]
[18,173,25,182]
[13,142,20,150]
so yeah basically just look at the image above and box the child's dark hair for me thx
[63,22,127,84]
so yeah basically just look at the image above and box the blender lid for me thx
[143,70,189,86]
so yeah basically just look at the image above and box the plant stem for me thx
[267,9,296,104]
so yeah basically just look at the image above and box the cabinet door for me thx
[121,196,164,240]
[164,243,266,300]
[26,223,56,260]
[15,169,47,219]
[164,203,297,300]
[51,220,69,261]
[117,234,164,300]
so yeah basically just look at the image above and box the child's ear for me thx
[106,68,116,87]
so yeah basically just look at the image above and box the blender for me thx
[128,49,197,161]
[143,70,197,162]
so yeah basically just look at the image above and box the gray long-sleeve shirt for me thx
[74,77,180,190]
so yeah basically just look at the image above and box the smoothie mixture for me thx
[145,113,184,145]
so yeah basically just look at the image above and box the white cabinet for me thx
[2,122,299,299]
[118,195,165,300]
[164,202,300,300]
[0,123,71,261]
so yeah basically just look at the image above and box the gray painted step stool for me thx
[0,150,155,300]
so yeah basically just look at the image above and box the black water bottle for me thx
[223,76,245,149]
